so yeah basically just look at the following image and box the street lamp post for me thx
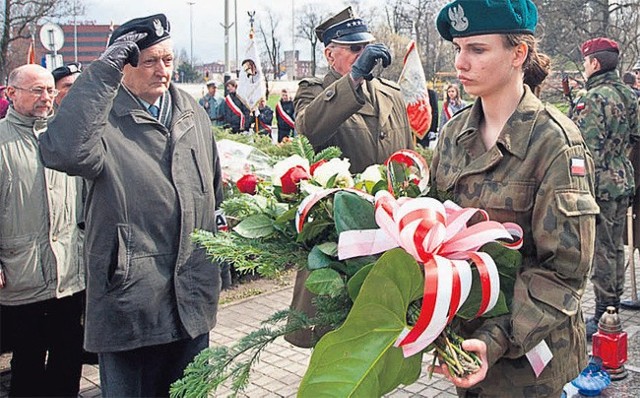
[187,1,195,66]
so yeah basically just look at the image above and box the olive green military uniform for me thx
[294,70,413,173]
[572,70,639,310]
[432,86,598,397]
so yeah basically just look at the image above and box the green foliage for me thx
[170,309,315,398]
[305,268,344,296]
[333,191,377,234]
[191,230,306,277]
[298,249,424,397]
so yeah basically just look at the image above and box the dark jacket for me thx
[276,100,295,132]
[38,60,224,353]
[222,92,251,133]
[294,70,413,173]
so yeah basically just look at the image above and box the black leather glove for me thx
[99,32,147,70]
[350,43,392,81]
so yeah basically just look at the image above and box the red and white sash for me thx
[276,101,295,130]
[225,95,245,128]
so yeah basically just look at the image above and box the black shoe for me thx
[586,317,599,341]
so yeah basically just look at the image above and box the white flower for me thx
[313,158,354,188]
[359,164,384,184]
[272,155,310,186]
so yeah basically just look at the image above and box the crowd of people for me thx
[0,0,639,396]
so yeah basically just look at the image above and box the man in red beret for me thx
[572,37,640,339]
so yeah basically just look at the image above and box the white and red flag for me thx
[398,40,431,140]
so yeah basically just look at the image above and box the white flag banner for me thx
[237,30,265,113]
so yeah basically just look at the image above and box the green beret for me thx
[436,0,538,42]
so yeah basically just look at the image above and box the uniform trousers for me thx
[592,196,630,305]
[1,292,84,397]
[98,332,209,397]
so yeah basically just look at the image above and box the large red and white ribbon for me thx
[338,190,523,357]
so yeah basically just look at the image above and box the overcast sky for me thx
[79,0,354,64]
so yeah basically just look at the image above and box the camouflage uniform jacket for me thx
[431,86,599,396]
[572,70,639,201]
[294,70,413,173]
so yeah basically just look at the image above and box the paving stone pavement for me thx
[2,251,640,397]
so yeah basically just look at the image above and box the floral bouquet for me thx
[170,136,523,398]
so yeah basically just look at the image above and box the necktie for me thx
[148,105,160,118]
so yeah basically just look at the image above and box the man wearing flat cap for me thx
[294,6,413,174]
[572,37,640,339]
[39,13,224,396]
[287,6,413,349]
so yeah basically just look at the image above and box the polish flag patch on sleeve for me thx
[575,102,585,111]
[571,157,586,176]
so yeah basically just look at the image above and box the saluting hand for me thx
[350,43,392,82]
[100,32,148,71]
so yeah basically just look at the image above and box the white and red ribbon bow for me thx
[338,190,523,357]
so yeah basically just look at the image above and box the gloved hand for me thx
[99,32,147,71]
[350,43,392,81]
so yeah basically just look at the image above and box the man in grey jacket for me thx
[39,14,224,397]
[1,64,85,397]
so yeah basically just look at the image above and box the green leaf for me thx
[346,263,374,301]
[456,243,522,320]
[316,242,338,257]
[333,191,377,234]
[299,248,424,397]
[232,214,275,238]
[305,268,344,296]
[371,179,388,195]
[308,245,335,270]
[344,255,379,277]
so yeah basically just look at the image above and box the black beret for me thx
[52,62,82,83]
[109,13,171,50]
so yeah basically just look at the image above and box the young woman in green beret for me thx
[430,1,599,396]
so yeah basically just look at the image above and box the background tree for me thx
[0,0,80,82]
[257,7,282,80]
[296,3,329,77]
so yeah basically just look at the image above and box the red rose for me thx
[281,166,311,194]
[237,174,259,195]
[310,159,327,176]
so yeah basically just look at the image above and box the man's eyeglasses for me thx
[13,87,59,97]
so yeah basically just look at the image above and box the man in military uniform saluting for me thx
[572,38,640,339]
[293,6,413,174]
[286,7,413,349]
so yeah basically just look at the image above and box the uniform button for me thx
[58,287,65,293]
[52,235,58,242]
[49,186,54,190]
[379,131,386,140]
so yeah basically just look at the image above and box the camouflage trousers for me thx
[591,196,630,305]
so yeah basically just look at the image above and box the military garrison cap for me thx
[436,0,537,42]
[52,62,82,83]
[315,7,375,47]
[109,14,171,50]
[580,37,619,57]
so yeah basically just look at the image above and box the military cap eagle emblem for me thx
[153,18,164,37]
[449,5,469,32]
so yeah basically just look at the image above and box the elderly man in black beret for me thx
[39,14,224,396]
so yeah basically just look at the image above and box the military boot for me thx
[586,302,609,341]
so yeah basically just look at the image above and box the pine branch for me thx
[192,230,307,278]
[169,309,318,398]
